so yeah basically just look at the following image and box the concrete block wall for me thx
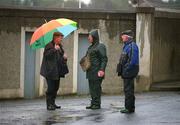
[1,7,179,98]
[153,18,180,83]
[0,17,22,98]
[0,8,136,98]
[136,7,180,90]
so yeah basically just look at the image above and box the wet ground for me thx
[0,91,180,125]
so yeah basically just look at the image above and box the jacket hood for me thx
[89,29,99,44]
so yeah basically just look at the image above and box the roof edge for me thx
[0,5,135,14]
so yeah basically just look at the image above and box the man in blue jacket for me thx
[117,30,139,113]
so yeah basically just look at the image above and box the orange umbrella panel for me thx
[30,18,77,49]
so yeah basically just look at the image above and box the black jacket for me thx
[40,41,69,80]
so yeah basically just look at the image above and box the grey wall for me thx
[0,8,136,97]
[78,19,136,94]
[59,34,74,95]
[1,7,180,98]
[0,18,21,89]
[153,18,180,83]
[100,20,136,94]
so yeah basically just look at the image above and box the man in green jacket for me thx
[85,29,108,110]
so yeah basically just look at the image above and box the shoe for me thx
[91,105,101,110]
[54,104,61,109]
[86,105,92,109]
[120,108,134,113]
[47,105,56,110]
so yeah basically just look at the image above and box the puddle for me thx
[93,115,104,123]
[43,115,83,125]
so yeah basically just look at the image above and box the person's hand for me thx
[63,53,68,60]
[98,70,105,77]
[55,44,60,50]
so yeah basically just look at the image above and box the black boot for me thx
[46,96,56,111]
[91,105,101,110]
[86,105,92,109]
[52,99,61,109]
[47,104,56,110]
[86,100,93,109]
[54,104,61,109]
[46,100,56,110]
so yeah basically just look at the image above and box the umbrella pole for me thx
[44,19,47,23]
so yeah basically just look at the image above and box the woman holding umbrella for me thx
[40,32,69,110]
[30,18,77,110]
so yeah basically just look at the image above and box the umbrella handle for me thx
[44,19,47,23]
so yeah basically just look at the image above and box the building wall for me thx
[98,19,136,94]
[1,8,180,98]
[77,18,136,94]
[152,18,180,83]
[136,11,154,91]
[0,17,23,98]
[58,34,74,95]
[0,30,21,89]
[0,8,136,98]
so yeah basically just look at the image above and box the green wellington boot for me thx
[91,105,101,110]
[120,108,135,113]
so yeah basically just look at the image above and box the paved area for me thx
[0,91,180,125]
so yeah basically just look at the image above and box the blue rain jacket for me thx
[118,39,139,78]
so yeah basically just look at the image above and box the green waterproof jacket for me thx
[86,31,108,80]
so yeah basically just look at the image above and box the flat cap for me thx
[121,30,134,37]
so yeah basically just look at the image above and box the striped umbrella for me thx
[30,18,77,49]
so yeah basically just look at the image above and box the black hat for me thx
[121,30,134,37]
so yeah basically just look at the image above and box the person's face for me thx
[54,35,63,44]
[88,35,93,43]
[121,35,129,42]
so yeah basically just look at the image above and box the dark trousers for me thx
[46,78,60,106]
[123,78,135,110]
[88,79,103,106]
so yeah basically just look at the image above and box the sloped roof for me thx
[0,0,179,12]
[138,0,180,10]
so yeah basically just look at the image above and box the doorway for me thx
[77,34,91,95]
[24,32,36,98]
